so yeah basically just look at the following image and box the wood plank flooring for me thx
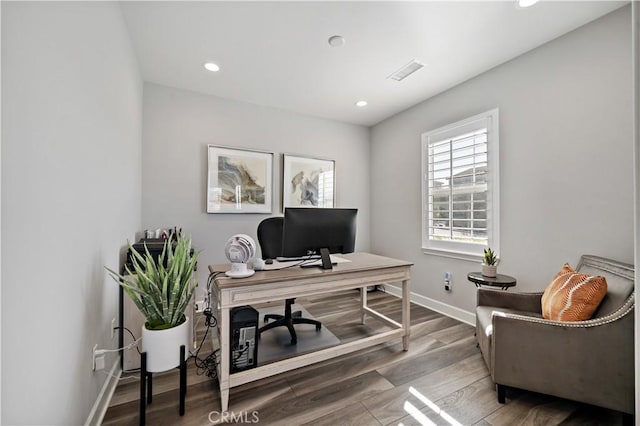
[103,289,625,425]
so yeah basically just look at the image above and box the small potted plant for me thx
[482,248,498,277]
[106,235,198,372]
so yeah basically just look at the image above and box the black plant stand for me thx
[139,345,187,426]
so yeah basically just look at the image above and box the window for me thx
[317,170,334,208]
[421,109,499,258]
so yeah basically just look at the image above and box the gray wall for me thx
[1,2,142,424]
[371,6,633,317]
[142,83,371,299]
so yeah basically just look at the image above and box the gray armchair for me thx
[475,255,634,420]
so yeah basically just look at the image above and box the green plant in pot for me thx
[106,235,198,372]
[482,248,498,277]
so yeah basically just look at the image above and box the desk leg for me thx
[402,279,411,351]
[221,389,229,413]
[219,306,230,412]
[360,287,367,325]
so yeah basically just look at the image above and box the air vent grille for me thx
[387,60,425,81]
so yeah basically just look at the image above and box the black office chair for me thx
[257,216,321,345]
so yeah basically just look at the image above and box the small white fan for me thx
[224,234,257,278]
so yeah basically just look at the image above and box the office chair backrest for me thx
[257,217,283,260]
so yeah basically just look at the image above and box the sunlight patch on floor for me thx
[400,400,436,426]
[399,386,463,426]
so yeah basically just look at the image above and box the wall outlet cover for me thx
[92,344,98,371]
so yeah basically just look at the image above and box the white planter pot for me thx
[482,264,497,278]
[142,316,190,373]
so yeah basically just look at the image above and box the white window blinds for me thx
[422,110,499,257]
[317,171,334,208]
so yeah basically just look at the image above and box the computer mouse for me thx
[265,258,273,264]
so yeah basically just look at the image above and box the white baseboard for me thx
[383,285,475,326]
[84,357,121,426]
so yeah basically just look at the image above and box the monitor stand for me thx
[320,248,332,270]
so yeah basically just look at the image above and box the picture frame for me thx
[282,154,335,209]
[207,145,273,213]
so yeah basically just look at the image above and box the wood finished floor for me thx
[103,290,625,425]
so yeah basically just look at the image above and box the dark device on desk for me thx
[125,238,196,270]
[230,306,259,373]
[126,239,175,268]
[281,207,357,269]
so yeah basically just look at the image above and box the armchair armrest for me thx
[477,289,543,314]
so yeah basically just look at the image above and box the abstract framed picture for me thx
[282,154,335,209]
[207,145,273,213]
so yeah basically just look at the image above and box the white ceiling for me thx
[121,1,626,127]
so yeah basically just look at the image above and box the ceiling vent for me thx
[387,60,425,81]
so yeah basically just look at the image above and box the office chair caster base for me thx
[264,313,284,323]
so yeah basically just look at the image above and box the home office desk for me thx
[208,252,412,412]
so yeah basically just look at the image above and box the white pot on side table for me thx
[482,264,497,278]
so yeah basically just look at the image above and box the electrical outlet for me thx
[111,318,116,339]
[444,272,452,292]
[92,344,98,370]
[93,344,105,371]
[95,354,105,371]
[195,299,206,313]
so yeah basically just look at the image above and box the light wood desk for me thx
[208,252,412,412]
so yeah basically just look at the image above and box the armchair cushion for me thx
[541,263,608,321]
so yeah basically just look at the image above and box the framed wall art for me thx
[282,154,335,209]
[207,145,273,213]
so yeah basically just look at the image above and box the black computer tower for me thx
[230,306,259,373]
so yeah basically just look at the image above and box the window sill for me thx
[421,247,484,263]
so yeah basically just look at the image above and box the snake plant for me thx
[483,248,498,266]
[106,235,198,330]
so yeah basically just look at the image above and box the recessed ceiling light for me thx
[517,0,539,7]
[328,35,346,47]
[203,62,220,72]
[355,101,368,107]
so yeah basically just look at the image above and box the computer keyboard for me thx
[275,255,321,262]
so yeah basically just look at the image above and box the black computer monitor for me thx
[281,208,357,258]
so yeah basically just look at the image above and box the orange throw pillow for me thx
[541,263,608,321]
